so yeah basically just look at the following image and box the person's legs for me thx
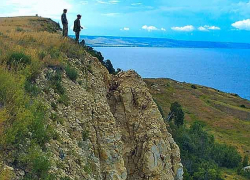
[75,31,80,43]
[63,24,68,37]
[65,25,68,37]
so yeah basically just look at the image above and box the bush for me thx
[7,52,31,69]
[191,85,197,89]
[46,70,65,95]
[211,143,242,168]
[240,104,246,108]
[169,102,184,127]
[16,27,24,32]
[65,65,78,81]
[20,145,52,179]
[171,121,242,179]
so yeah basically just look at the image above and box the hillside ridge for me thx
[0,17,183,180]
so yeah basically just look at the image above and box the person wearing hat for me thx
[73,14,83,43]
[61,9,68,37]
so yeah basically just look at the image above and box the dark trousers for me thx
[75,31,80,43]
[62,24,68,37]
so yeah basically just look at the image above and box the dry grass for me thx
[144,78,250,156]
[145,78,250,179]
[0,17,86,70]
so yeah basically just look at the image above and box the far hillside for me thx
[144,78,250,179]
[144,78,250,155]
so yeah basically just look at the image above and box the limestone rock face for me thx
[13,53,183,179]
[108,71,183,180]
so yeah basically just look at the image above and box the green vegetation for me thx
[7,52,31,69]
[80,44,120,74]
[148,78,249,179]
[169,102,184,127]
[191,84,197,89]
[169,111,242,180]
[243,155,249,167]
[104,59,116,74]
[144,78,250,158]
[65,65,78,81]
[0,68,54,179]
[58,94,70,106]
[0,17,88,178]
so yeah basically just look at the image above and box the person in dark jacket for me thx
[61,9,68,37]
[73,14,83,43]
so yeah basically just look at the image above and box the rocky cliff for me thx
[0,17,183,180]
[34,54,183,179]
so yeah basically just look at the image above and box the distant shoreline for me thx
[68,35,250,49]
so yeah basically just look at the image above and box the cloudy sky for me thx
[1,0,250,43]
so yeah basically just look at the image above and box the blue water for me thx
[95,47,250,100]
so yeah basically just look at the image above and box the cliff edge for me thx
[0,17,183,180]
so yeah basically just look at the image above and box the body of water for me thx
[95,47,250,100]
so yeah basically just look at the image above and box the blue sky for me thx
[1,0,250,43]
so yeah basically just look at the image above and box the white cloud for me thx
[198,25,221,31]
[198,26,208,31]
[1,0,72,20]
[171,25,195,32]
[142,25,158,31]
[208,26,220,30]
[142,25,166,32]
[120,27,130,31]
[232,19,250,30]
[102,13,119,16]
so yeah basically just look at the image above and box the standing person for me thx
[73,14,83,43]
[61,9,68,37]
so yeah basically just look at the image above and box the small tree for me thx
[168,102,184,127]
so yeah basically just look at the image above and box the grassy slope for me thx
[144,78,250,179]
[0,17,87,179]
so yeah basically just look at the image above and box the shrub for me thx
[7,52,31,69]
[20,145,51,179]
[46,70,65,95]
[169,102,184,127]
[171,121,242,179]
[191,85,197,89]
[16,27,24,32]
[240,104,246,108]
[65,65,78,81]
[211,143,242,168]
